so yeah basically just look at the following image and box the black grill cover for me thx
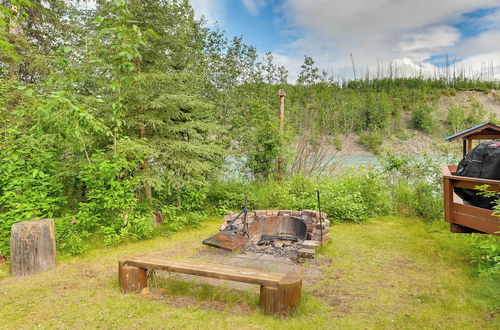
[454,140,500,209]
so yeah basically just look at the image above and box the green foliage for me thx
[0,131,63,255]
[297,56,322,85]
[358,130,384,154]
[446,102,489,135]
[206,179,250,215]
[207,170,390,223]
[72,145,153,246]
[1,0,499,259]
[410,102,435,134]
[317,171,390,222]
[467,234,500,278]
[380,154,445,221]
[246,120,283,179]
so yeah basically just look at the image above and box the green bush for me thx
[392,181,443,221]
[381,154,445,221]
[318,171,390,222]
[0,132,64,256]
[205,179,250,214]
[467,234,500,278]
[410,103,435,134]
[445,102,488,135]
[206,170,390,223]
[358,131,384,154]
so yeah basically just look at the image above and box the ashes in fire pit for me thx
[203,210,330,262]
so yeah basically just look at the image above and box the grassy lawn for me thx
[0,216,498,329]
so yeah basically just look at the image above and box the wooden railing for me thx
[442,165,500,234]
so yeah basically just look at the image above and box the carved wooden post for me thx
[8,5,19,80]
[260,272,302,316]
[118,259,148,293]
[278,89,286,133]
[277,89,286,178]
[10,219,56,277]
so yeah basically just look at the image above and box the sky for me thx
[189,0,500,81]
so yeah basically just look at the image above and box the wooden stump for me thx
[118,259,148,293]
[260,273,302,317]
[10,219,56,277]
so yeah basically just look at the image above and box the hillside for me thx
[317,90,500,157]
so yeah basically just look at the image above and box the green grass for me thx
[0,216,498,329]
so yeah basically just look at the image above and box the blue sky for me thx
[190,0,500,80]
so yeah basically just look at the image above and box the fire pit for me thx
[203,210,330,261]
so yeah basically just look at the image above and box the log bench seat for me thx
[118,255,302,316]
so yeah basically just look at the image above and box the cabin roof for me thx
[444,122,500,141]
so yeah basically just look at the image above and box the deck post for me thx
[443,176,454,225]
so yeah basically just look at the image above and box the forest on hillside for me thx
[0,0,499,270]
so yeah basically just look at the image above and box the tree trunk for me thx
[139,123,152,200]
[10,219,57,277]
[139,122,160,225]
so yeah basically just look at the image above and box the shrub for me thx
[358,130,384,154]
[206,179,250,214]
[446,102,488,135]
[318,170,390,222]
[381,154,444,221]
[0,132,64,256]
[410,103,435,134]
[467,234,500,278]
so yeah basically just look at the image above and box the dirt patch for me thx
[308,269,355,317]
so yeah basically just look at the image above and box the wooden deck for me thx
[442,165,500,234]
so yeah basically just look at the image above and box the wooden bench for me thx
[118,255,302,316]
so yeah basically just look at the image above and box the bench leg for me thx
[259,273,302,317]
[118,260,148,293]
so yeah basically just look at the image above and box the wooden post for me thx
[443,176,454,225]
[467,138,473,154]
[10,219,56,277]
[118,259,148,293]
[278,89,286,133]
[8,5,19,80]
[462,139,467,157]
[259,273,302,316]
[277,89,286,178]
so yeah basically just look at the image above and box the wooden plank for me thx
[444,174,500,186]
[453,203,500,234]
[124,256,286,287]
[453,180,500,192]
[465,134,500,140]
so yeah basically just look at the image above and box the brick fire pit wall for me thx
[219,210,330,260]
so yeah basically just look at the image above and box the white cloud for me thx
[241,0,267,15]
[399,26,460,52]
[271,0,500,79]
[189,0,226,26]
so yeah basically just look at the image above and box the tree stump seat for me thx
[10,219,56,277]
[118,255,302,316]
